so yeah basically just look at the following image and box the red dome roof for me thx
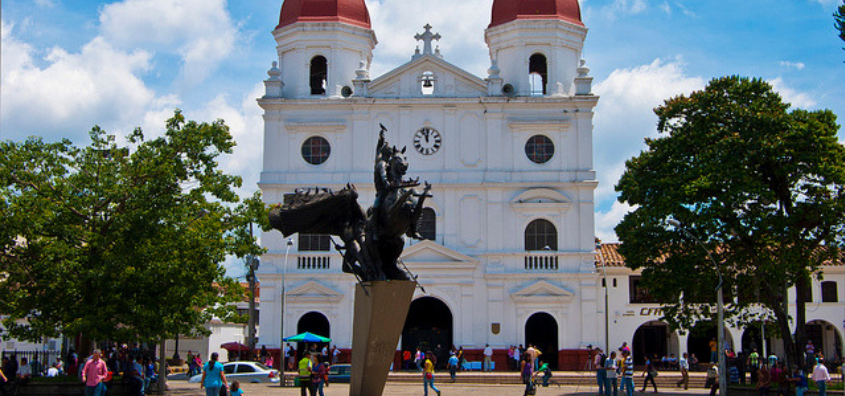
[277,0,371,30]
[489,0,583,28]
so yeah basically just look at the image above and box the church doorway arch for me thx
[297,311,330,357]
[525,312,559,370]
[402,297,453,364]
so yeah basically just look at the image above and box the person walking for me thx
[483,344,493,372]
[707,363,719,396]
[709,338,718,364]
[673,352,688,390]
[621,350,634,396]
[415,348,424,372]
[604,351,618,396]
[521,353,534,396]
[81,350,108,396]
[811,358,830,396]
[298,354,315,396]
[311,355,328,396]
[640,356,658,393]
[448,353,459,381]
[423,352,441,396]
[791,365,808,396]
[200,352,227,396]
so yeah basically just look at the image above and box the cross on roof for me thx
[414,24,441,56]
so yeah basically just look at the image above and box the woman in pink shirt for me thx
[82,349,108,396]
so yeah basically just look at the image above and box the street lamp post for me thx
[668,219,726,396]
[596,239,610,351]
[279,238,293,386]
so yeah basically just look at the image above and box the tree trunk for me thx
[158,337,168,395]
[795,273,809,369]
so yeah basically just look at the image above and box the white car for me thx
[188,361,280,384]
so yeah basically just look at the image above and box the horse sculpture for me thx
[268,125,432,282]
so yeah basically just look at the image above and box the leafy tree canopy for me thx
[615,76,845,365]
[0,111,268,343]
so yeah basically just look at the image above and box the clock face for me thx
[413,127,442,155]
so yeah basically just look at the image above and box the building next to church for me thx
[256,0,600,370]
[255,0,845,370]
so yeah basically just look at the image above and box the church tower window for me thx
[301,136,331,165]
[529,53,548,96]
[524,219,558,251]
[525,135,555,164]
[299,234,331,251]
[420,71,436,95]
[310,55,328,95]
[417,207,436,240]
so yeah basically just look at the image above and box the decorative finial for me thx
[267,61,281,81]
[414,24,441,56]
[577,59,590,77]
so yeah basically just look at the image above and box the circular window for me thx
[301,136,331,165]
[525,135,554,164]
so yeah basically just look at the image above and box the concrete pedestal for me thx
[349,281,415,396]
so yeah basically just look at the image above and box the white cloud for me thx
[778,61,806,70]
[770,77,817,109]
[99,0,238,88]
[368,0,490,78]
[602,0,648,20]
[659,1,671,15]
[674,2,697,17]
[592,58,705,239]
[188,83,265,195]
[34,0,59,8]
[596,201,636,243]
[1,21,156,143]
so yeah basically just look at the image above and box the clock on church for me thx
[413,127,442,155]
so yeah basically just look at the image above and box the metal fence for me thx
[1,350,62,374]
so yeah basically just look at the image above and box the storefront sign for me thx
[639,307,663,316]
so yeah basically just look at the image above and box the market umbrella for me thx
[283,332,331,343]
[220,341,250,351]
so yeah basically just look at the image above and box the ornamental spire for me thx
[414,24,441,56]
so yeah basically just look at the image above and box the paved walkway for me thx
[167,376,716,396]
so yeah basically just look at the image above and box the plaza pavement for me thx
[166,371,717,396]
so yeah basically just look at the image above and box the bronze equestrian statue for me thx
[268,125,432,282]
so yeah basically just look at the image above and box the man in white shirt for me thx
[677,352,689,390]
[46,363,60,377]
[483,344,493,372]
[811,358,831,396]
[332,345,341,364]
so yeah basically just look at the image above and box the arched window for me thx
[529,53,547,96]
[524,219,557,251]
[310,56,328,95]
[417,208,436,240]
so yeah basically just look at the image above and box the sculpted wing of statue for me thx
[269,125,432,283]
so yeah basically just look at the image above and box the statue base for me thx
[349,280,415,396]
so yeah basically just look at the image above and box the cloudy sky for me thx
[2,0,844,277]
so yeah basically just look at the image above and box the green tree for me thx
[615,76,845,369]
[0,110,263,348]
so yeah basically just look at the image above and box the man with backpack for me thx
[595,348,607,395]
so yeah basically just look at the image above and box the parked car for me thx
[328,364,351,383]
[188,361,280,384]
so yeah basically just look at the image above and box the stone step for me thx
[385,371,712,387]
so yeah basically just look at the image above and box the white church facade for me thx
[256,0,601,370]
[255,0,845,370]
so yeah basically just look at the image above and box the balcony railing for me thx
[297,256,331,270]
[524,254,559,270]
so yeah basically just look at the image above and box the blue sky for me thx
[2,0,844,277]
